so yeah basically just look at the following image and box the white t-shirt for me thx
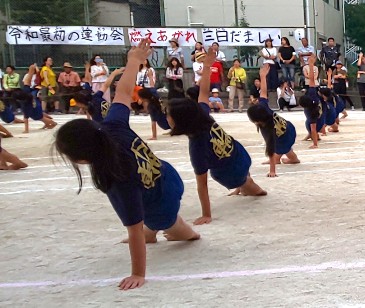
[216,50,226,62]
[136,67,156,88]
[91,65,110,83]
[193,62,203,83]
[167,47,184,62]
[0,69,3,91]
[261,47,277,64]
[297,45,315,66]
[23,73,37,88]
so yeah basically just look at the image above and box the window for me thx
[334,0,340,10]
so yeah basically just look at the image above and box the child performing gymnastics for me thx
[166,48,267,225]
[16,64,57,133]
[299,56,325,149]
[137,88,171,140]
[0,127,28,170]
[247,65,300,177]
[70,67,125,122]
[54,40,199,291]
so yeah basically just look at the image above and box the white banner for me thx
[6,25,125,45]
[202,28,282,46]
[128,28,198,47]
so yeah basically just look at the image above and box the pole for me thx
[233,0,241,60]
[84,0,92,60]
[5,0,15,65]
[303,0,311,45]
[159,0,166,26]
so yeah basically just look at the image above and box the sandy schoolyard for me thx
[1,110,365,307]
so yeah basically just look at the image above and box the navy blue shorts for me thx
[210,141,251,189]
[276,121,296,154]
[325,103,337,125]
[143,160,183,230]
[0,102,15,123]
[22,86,43,120]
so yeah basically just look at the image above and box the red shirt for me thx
[210,61,223,84]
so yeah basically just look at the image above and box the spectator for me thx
[209,88,225,112]
[167,38,185,68]
[166,57,184,99]
[320,37,341,71]
[191,42,206,62]
[260,38,279,91]
[249,77,261,104]
[227,59,246,112]
[278,37,296,88]
[40,56,61,114]
[193,52,206,85]
[136,59,156,93]
[3,65,21,113]
[277,80,296,112]
[357,52,365,111]
[333,61,355,111]
[90,55,110,102]
[0,68,4,95]
[210,60,224,91]
[58,62,81,114]
[212,42,226,62]
[297,37,315,68]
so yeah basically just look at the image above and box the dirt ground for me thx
[1,110,365,308]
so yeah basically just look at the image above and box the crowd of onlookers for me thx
[1,37,365,117]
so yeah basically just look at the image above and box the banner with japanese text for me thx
[202,28,282,46]
[6,25,125,45]
[128,28,198,47]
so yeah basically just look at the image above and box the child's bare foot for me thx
[328,127,339,133]
[147,137,157,140]
[165,215,201,240]
[282,157,300,164]
[303,135,311,141]
[13,118,25,124]
[8,162,28,170]
[0,162,8,170]
[162,131,171,135]
[228,188,241,196]
[46,122,57,129]
[241,176,267,196]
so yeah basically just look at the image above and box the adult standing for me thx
[40,56,61,114]
[278,37,296,88]
[190,42,206,62]
[210,60,224,91]
[320,37,341,71]
[192,52,206,85]
[260,38,279,91]
[333,61,355,111]
[166,57,184,99]
[90,55,110,102]
[167,38,185,68]
[357,52,365,111]
[136,59,156,93]
[212,42,226,63]
[227,59,246,112]
[297,37,315,68]
[58,62,81,114]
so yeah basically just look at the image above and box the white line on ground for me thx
[1,260,365,288]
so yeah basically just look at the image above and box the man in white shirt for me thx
[297,38,315,68]
[193,52,206,84]
[212,42,226,62]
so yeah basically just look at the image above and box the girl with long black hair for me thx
[166,57,184,99]
[247,65,299,177]
[137,88,170,140]
[54,40,199,291]
[166,48,267,225]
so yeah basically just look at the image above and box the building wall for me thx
[163,0,236,27]
[96,1,131,26]
[163,0,344,52]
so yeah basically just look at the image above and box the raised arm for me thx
[308,55,316,87]
[84,62,92,84]
[113,39,152,108]
[100,67,125,95]
[23,64,36,87]
[327,69,333,89]
[358,52,364,67]
[259,64,270,99]
[198,47,216,104]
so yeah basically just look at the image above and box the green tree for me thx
[237,3,259,67]
[345,3,365,50]
[0,0,97,25]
